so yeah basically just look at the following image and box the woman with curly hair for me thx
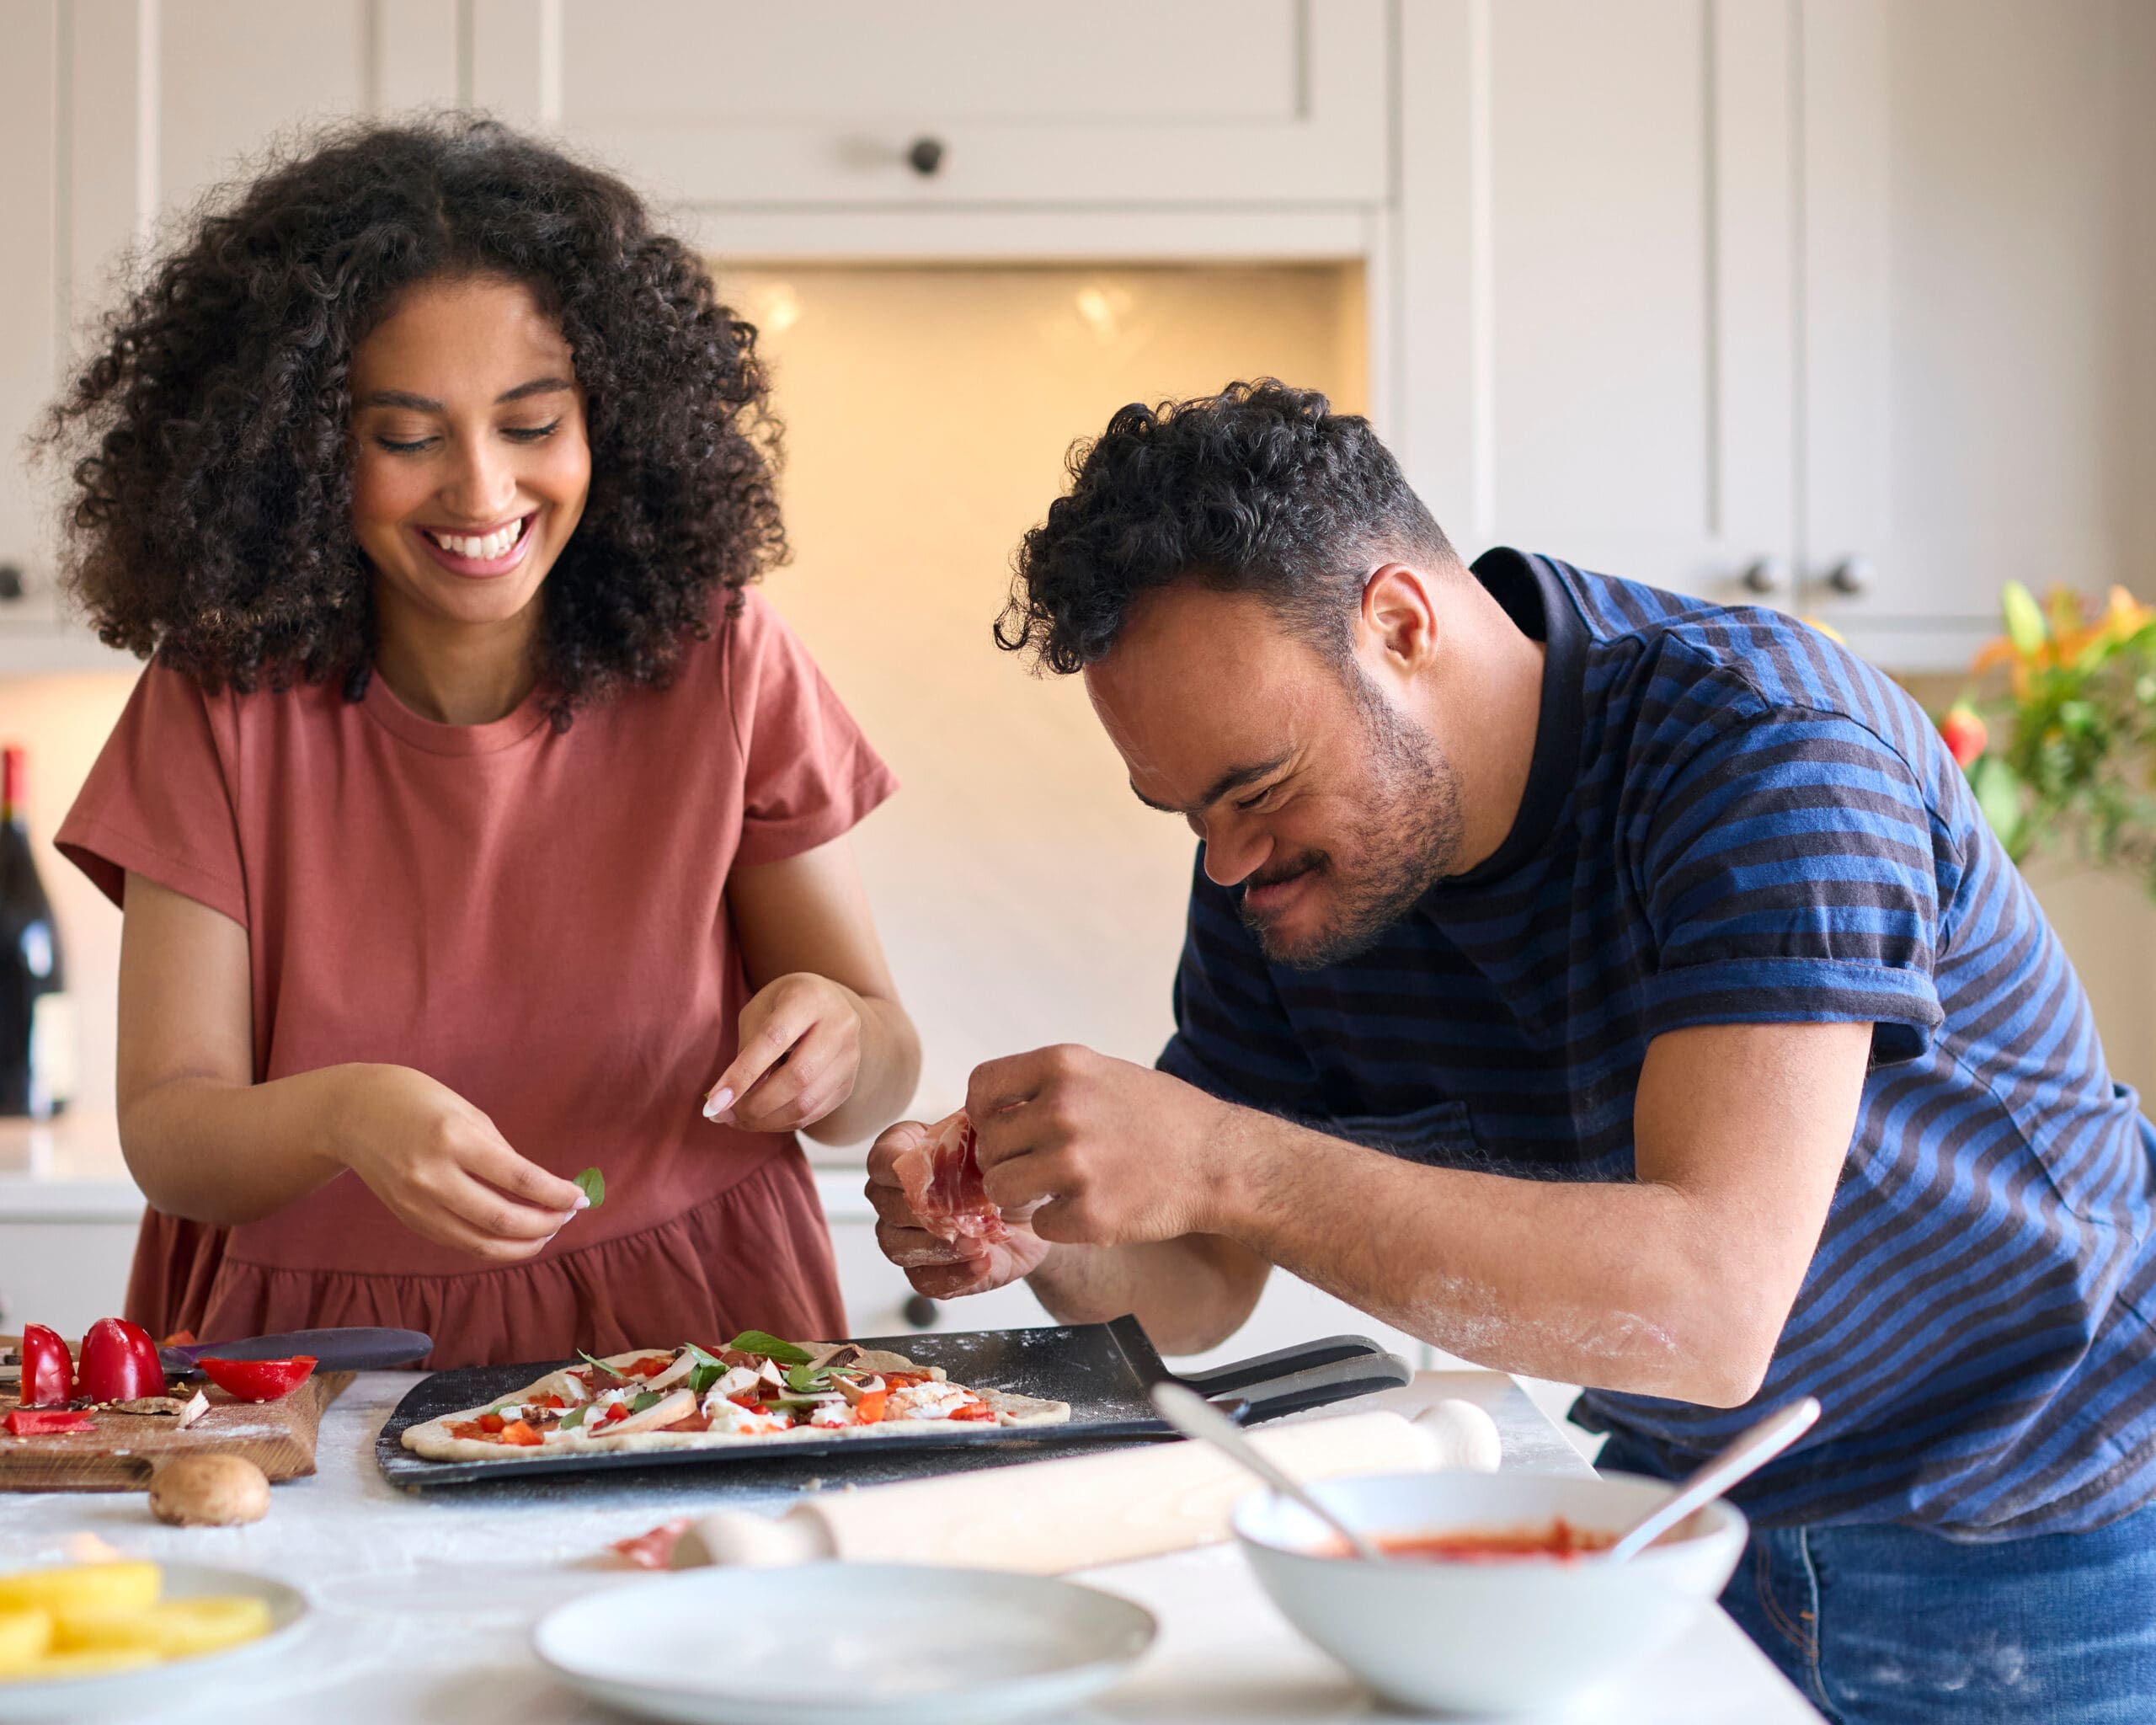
[45,117,919,1366]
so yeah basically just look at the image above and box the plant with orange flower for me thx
[1943,582,2156,892]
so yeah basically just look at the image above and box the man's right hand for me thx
[865,1119,1053,1298]
[329,1064,589,1264]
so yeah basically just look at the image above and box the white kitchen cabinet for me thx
[1395,0,1800,606]
[0,1220,141,1339]
[1393,0,2154,658]
[1796,0,2156,665]
[478,0,1388,209]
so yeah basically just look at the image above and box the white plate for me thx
[0,1562,310,1721]
[532,1563,1156,1725]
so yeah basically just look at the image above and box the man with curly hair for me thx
[868,382,2156,1719]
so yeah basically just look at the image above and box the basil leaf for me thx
[628,1390,665,1413]
[722,1330,814,1367]
[574,1167,606,1210]
[577,1350,623,1379]
[783,1363,832,1394]
[557,1405,588,1429]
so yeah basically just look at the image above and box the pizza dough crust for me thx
[400,1345,1070,1463]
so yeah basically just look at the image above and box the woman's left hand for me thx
[704,972,865,1133]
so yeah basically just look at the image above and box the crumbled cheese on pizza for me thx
[889,1382,975,1421]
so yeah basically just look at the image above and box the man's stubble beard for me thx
[1240,676,1466,971]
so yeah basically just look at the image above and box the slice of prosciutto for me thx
[894,1110,1010,1246]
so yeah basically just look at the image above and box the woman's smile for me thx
[411,511,541,579]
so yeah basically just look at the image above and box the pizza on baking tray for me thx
[399,1330,1069,1461]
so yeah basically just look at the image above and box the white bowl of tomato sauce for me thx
[1233,1471,1747,1717]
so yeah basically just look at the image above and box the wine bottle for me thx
[0,745,72,1117]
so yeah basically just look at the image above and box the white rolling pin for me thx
[672,1400,1502,1575]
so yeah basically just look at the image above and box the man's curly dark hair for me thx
[40,115,783,725]
[996,381,1452,676]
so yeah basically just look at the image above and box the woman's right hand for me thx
[328,1065,588,1263]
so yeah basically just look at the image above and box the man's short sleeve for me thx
[1635,707,1946,1064]
[1157,854,1327,1111]
[56,664,249,926]
[726,592,899,868]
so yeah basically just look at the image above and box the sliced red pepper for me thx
[477,1412,506,1434]
[625,1355,674,1380]
[853,1389,888,1423]
[17,1324,73,1407]
[5,1407,94,1436]
[197,1355,316,1403]
[601,1403,630,1424]
[76,1317,166,1402]
[947,1401,996,1422]
[531,1393,566,1410]
[499,1419,543,1447]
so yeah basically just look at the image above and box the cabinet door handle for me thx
[1741,557,1788,595]
[1827,556,1873,597]
[906,136,947,178]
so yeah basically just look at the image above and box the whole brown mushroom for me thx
[148,1455,271,1527]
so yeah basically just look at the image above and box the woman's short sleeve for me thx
[56,664,249,927]
[725,593,899,868]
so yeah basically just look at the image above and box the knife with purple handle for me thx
[159,1327,433,1378]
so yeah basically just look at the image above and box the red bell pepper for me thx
[499,1419,543,1447]
[197,1355,317,1403]
[76,1317,166,1403]
[17,1324,73,1407]
[5,1407,94,1436]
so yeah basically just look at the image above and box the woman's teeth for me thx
[425,519,526,559]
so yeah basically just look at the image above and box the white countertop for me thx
[0,1369,1815,1722]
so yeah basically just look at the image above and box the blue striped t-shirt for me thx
[1159,548,2156,1536]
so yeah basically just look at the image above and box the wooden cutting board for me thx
[0,1369,353,1493]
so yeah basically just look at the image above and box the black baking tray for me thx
[375,1315,1409,1489]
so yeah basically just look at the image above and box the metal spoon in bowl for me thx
[1605,1395,1822,1563]
[1149,1381,1387,1563]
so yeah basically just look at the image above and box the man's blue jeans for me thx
[1597,1432,2156,1722]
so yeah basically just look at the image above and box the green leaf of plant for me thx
[557,1404,588,1429]
[2002,582,2047,657]
[1971,753,2027,855]
[722,1330,814,1366]
[784,1362,833,1394]
[577,1350,626,1380]
[628,1390,664,1413]
[574,1167,606,1210]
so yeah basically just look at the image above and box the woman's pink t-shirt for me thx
[58,591,896,1366]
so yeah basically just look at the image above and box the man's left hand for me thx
[965,1045,1236,1246]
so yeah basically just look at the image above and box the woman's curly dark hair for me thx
[996,380,1451,676]
[41,114,784,725]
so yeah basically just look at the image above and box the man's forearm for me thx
[1209,1109,1758,1404]
[1026,1234,1267,1356]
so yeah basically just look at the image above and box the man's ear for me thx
[1360,563,1441,670]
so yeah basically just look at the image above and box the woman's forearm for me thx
[804,991,921,1146]
[119,1065,353,1226]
